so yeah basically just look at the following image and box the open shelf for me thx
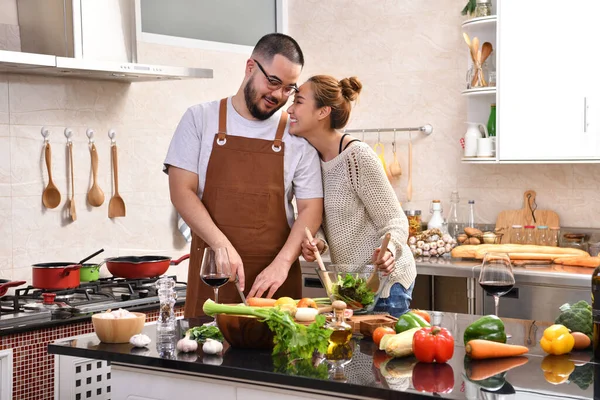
[461,15,497,29]
[462,87,496,96]
[461,156,498,164]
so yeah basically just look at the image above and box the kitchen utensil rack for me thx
[342,124,433,135]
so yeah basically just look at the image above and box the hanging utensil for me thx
[373,130,392,180]
[42,140,61,209]
[407,131,413,202]
[86,129,105,207]
[389,130,402,179]
[66,129,76,221]
[108,130,126,218]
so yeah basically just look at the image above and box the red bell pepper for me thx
[412,362,455,394]
[412,326,455,363]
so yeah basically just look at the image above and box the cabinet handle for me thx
[584,97,588,133]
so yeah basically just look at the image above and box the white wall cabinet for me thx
[497,0,600,161]
[463,0,600,163]
[0,349,12,400]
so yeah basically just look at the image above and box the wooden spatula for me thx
[42,143,61,209]
[304,227,333,295]
[367,233,391,291]
[108,144,126,218]
[68,142,76,221]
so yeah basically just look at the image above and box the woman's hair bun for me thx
[339,77,362,101]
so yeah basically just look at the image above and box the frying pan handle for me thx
[170,254,190,265]
[0,280,26,296]
[61,265,82,277]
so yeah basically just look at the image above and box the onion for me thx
[294,307,318,322]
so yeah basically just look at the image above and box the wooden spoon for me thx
[68,142,76,221]
[108,144,126,218]
[471,36,480,61]
[407,138,413,202]
[42,143,61,209]
[389,147,402,178]
[462,32,475,62]
[367,233,392,291]
[304,227,333,294]
[481,42,493,64]
[87,143,105,207]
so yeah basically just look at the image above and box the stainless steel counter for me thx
[300,256,594,321]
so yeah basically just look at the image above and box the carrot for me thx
[465,340,528,359]
[246,297,276,307]
[466,356,529,380]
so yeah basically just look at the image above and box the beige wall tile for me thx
[0,0,18,25]
[0,197,12,274]
[0,74,7,124]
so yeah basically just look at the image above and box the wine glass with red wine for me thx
[200,247,231,304]
[478,252,515,317]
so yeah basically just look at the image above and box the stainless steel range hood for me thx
[5,0,213,82]
[0,50,213,82]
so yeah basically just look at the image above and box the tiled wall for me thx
[1,0,600,288]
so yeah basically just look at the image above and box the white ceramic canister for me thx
[464,122,488,157]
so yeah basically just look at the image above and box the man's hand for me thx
[247,258,290,299]
[372,248,395,275]
[225,245,245,291]
[301,238,325,262]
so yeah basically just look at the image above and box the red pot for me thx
[32,263,81,290]
[106,254,189,279]
[0,279,26,296]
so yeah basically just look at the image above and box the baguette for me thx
[452,244,589,260]
[554,256,600,268]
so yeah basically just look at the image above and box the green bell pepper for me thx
[463,315,507,345]
[394,312,430,333]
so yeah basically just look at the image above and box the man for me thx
[164,33,323,317]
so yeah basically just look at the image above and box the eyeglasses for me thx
[252,59,298,96]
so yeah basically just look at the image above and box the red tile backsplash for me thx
[0,306,184,400]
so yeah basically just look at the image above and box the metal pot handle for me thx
[170,254,190,265]
[61,265,82,277]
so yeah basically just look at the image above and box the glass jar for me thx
[405,210,422,237]
[510,225,523,244]
[325,300,353,358]
[466,60,491,89]
[589,242,600,257]
[475,0,492,17]
[523,225,536,245]
[536,226,549,246]
[562,233,589,252]
[548,227,560,247]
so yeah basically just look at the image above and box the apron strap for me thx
[217,98,228,144]
[272,112,288,152]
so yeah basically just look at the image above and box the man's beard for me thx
[244,78,283,120]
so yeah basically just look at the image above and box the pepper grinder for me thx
[156,277,177,338]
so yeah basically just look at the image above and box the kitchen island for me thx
[48,312,597,400]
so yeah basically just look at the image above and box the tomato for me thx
[413,326,454,363]
[411,309,431,324]
[372,327,396,347]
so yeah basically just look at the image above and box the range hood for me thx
[5,0,213,82]
[0,50,212,82]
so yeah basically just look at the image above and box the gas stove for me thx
[0,275,187,330]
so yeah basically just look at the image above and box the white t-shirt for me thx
[164,97,323,227]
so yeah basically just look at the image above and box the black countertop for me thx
[48,312,598,399]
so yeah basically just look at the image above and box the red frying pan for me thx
[105,254,190,279]
[0,279,26,296]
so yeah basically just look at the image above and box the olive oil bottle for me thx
[325,300,353,361]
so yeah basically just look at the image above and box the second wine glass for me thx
[478,252,515,317]
[200,247,231,304]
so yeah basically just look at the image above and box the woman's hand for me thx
[372,248,395,275]
[301,238,325,262]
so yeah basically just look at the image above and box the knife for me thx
[234,276,247,305]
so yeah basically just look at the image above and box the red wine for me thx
[201,274,229,288]
[480,281,513,297]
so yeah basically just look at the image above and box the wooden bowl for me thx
[92,312,146,343]
[216,314,274,349]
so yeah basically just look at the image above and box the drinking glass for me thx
[478,252,515,317]
[200,247,231,304]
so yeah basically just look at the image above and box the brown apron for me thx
[184,98,302,317]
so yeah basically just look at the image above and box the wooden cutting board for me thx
[495,190,560,244]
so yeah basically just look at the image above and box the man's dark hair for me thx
[252,33,304,67]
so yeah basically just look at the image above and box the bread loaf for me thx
[554,256,600,268]
[451,244,589,260]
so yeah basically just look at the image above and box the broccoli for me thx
[554,300,592,337]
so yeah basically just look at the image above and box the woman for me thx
[287,75,416,316]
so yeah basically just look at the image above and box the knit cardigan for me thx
[316,142,417,297]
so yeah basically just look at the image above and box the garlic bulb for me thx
[202,338,223,355]
[129,334,151,348]
[176,333,198,353]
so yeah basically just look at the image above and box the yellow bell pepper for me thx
[541,355,575,385]
[539,324,575,355]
